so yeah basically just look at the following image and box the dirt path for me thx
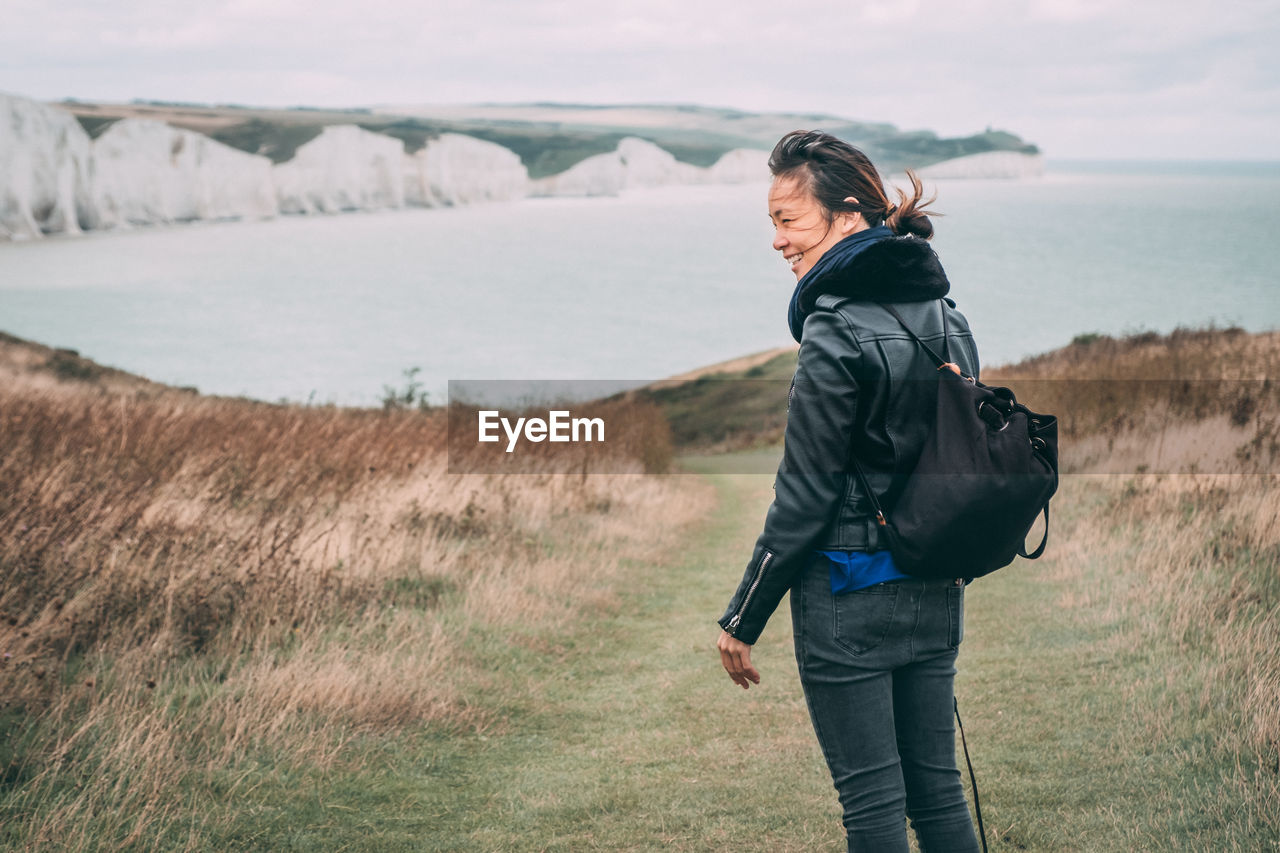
[405,466,846,851]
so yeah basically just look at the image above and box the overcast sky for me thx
[3,0,1277,159]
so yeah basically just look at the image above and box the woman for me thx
[716,130,982,853]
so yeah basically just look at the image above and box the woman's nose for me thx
[772,230,788,251]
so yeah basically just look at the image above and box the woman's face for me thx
[768,175,863,280]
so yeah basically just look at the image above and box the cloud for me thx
[1,0,1276,157]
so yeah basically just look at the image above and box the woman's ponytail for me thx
[885,170,939,239]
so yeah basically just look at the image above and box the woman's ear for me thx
[839,196,863,234]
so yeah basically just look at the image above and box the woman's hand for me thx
[717,630,761,690]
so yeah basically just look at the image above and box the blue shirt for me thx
[822,549,910,593]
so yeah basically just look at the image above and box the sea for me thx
[2,160,1277,407]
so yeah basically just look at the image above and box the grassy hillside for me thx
[627,346,797,452]
[640,326,1280,467]
[2,326,1275,850]
[0,331,706,848]
[59,98,1040,177]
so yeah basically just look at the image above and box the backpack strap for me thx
[955,697,989,853]
[847,300,956,531]
[880,301,957,372]
[1017,505,1050,559]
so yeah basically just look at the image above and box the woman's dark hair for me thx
[768,130,938,239]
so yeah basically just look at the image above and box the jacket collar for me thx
[787,226,951,342]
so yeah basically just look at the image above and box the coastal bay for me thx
[1,161,1277,406]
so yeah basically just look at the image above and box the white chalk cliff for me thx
[531,137,709,197]
[273,125,406,214]
[0,92,95,240]
[917,151,1044,179]
[705,148,770,184]
[4,89,1041,242]
[91,118,276,228]
[1,96,768,241]
[404,133,529,207]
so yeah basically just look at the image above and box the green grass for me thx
[208,119,328,163]
[127,469,1278,850]
[958,477,1278,851]
[166,467,838,851]
[4,456,1276,849]
[73,115,121,139]
[447,127,632,179]
[634,350,797,452]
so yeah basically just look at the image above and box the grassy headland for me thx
[1,326,1277,850]
[58,99,1039,177]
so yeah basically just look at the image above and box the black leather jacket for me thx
[718,233,980,645]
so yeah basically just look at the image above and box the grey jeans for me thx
[791,561,980,853]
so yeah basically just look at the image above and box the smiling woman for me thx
[768,139,937,280]
[718,130,983,853]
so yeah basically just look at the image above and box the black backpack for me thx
[850,302,1059,579]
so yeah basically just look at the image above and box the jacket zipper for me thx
[726,550,773,634]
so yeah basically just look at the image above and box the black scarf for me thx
[787,226,951,343]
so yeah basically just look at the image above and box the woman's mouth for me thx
[785,252,803,270]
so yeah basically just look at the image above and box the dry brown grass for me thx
[1050,473,1280,802]
[992,327,1280,833]
[986,327,1280,475]
[0,337,712,848]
